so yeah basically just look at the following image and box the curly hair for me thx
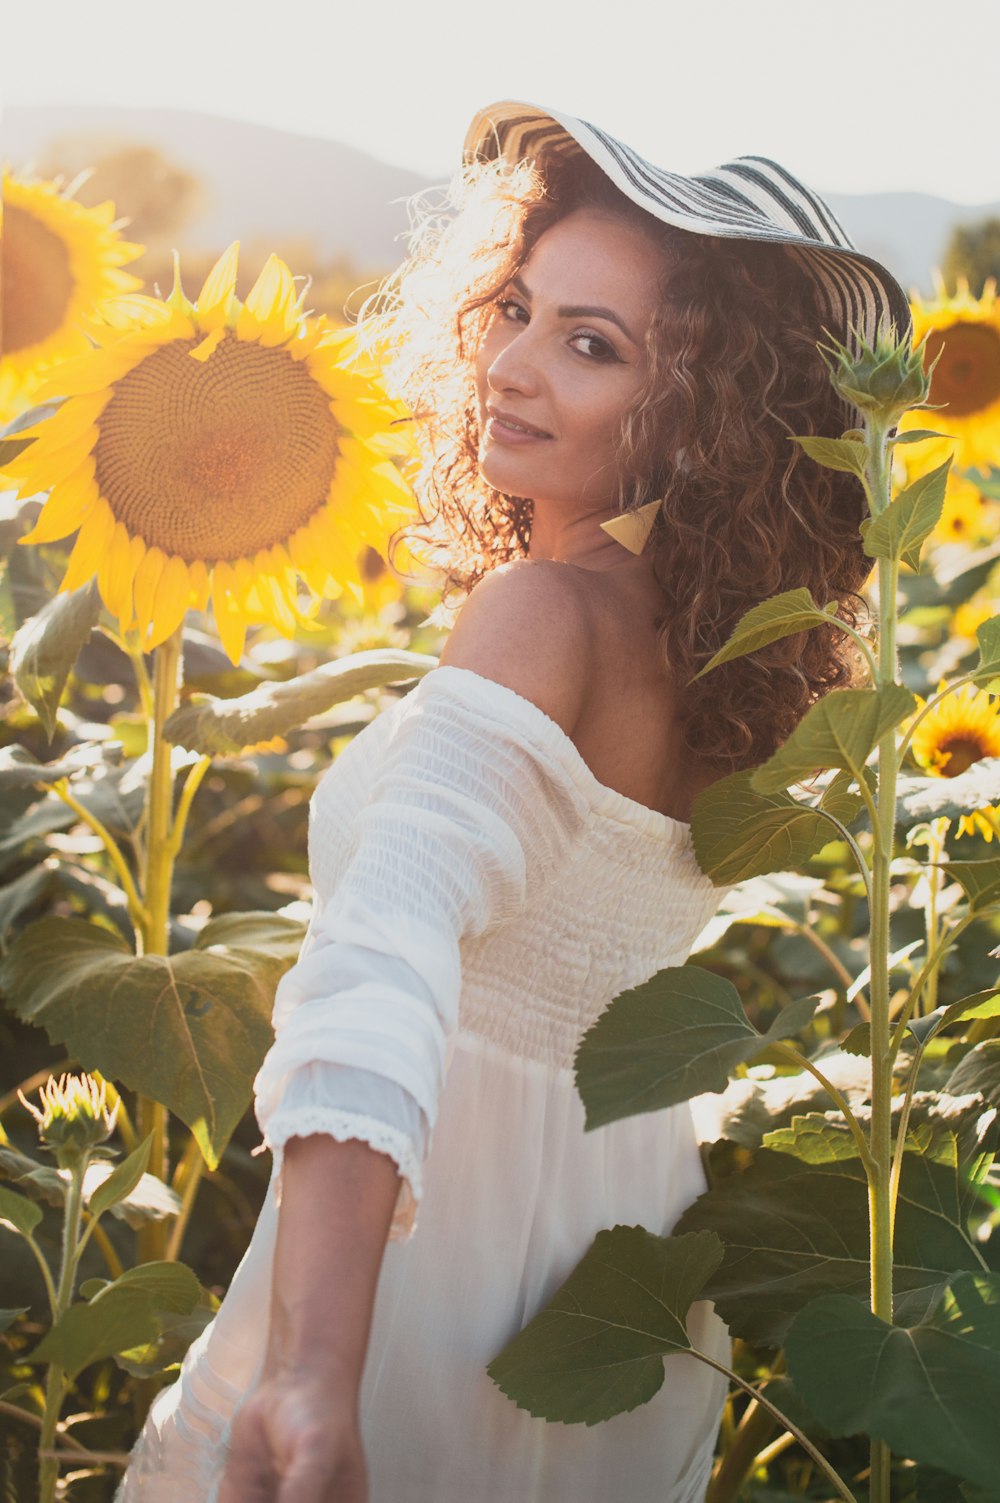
[355,146,874,775]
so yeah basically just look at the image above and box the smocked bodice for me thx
[307,665,728,1070]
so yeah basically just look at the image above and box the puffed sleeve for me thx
[252,666,589,1240]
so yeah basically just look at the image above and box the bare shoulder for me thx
[436,560,595,740]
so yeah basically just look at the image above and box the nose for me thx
[485,323,544,397]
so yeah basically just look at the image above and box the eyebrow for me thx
[509,274,638,345]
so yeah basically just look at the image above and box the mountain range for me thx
[6,104,998,299]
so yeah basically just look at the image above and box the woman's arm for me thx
[264,1133,401,1390]
[218,1136,400,1503]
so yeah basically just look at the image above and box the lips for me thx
[486,407,552,439]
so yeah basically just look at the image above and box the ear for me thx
[598,497,661,554]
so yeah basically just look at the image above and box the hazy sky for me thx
[6,0,999,204]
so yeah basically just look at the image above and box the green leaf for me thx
[0,1308,28,1333]
[86,1133,152,1221]
[674,1146,985,1346]
[0,912,306,1169]
[897,761,1000,827]
[972,615,1000,689]
[889,429,956,445]
[790,435,869,477]
[0,743,105,792]
[0,1144,66,1206]
[690,873,831,955]
[114,1288,219,1378]
[0,864,56,941]
[164,649,438,755]
[690,588,840,682]
[93,1259,201,1314]
[860,460,950,571]
[84,1164,181,1228]
[785,1274,1000,1491]
[926,858,1000,913]
[762,1113,861,1163]
[29,1260,202,1379]
[750,684,915,797]
[842,1023,872,1056]
[946,1041,1000,1107]
[9,582,102,741]
[486,1228,724,1424]
[575,969,819,1129]
[817,766,875,825]
[697,1050,873,1151]
[908,988,1000,1045]
[690,768,857,887]
[0,1184,43,1237]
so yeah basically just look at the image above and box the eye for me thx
[570,331,617,362]
[496,297,528,323]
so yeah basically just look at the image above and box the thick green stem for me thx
[867,424,899,1503]
[135,627,184,1267]
[37,1155,86,1503]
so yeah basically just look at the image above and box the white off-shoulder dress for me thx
[117,665,735,1503]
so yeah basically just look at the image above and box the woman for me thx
[117,102,910,1503]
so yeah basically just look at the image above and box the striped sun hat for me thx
[462,100,913,428]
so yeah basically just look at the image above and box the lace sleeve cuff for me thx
[261,1059,430,1241]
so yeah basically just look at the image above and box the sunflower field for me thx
[2,161,1000,1503]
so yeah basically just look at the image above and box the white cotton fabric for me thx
[116,665,735,1503]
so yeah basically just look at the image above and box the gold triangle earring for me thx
[598,497,661,555]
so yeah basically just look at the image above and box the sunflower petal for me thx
[119,535,147,633]
[197,243,240,334]
[20,390,110,451]
[145,556,192,649]
[60,500,116,593]
[97,522,138,626]
[17,459,98,544]
[4,427,99,489]
[86,294,174,333]
[188,328,227,363]
[250,563,297,633]
[34,340,153,401]
[210,561,248,665]
[238,254,296,336]
[132,547,168,637]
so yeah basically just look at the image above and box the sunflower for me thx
[907,679,1000,841]
[897,273,1000,476]
[356,544,407,613]
[1,169,144,420]
[5,243,418,664]
[953,589,1000,644]
[931,471,998,547]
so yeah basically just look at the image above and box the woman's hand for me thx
[218,1376,368,1503]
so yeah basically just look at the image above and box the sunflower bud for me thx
[18,1072,119,1170]
[819,324,936,428]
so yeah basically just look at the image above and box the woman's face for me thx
[474,206,665,513]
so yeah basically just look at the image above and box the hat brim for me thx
[463,100,912,353]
